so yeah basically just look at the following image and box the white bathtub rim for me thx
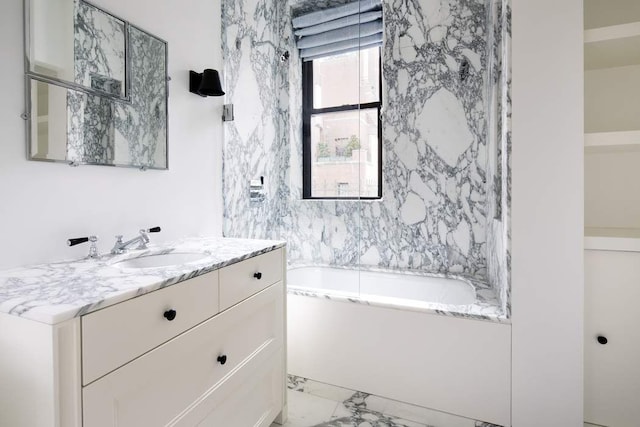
[288,265,478,307]
[288,263,487,289]
[286,264,508,323]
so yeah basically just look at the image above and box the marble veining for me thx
[117,26,167,167]
[67,0,124,163]
[290,0,353,18]
[74,0,126,96]
[222,0,511,313]
[65,2,167,168]
[67,89,116,163]
[0,238,284,325]
[280,375,504,427]
[376,0,490,277]
[485,0,511,316]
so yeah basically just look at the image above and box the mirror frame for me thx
[23,0,170,170]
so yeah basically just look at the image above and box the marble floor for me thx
[271,375,501,427]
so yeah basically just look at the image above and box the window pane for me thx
[312,47,380,109]
[310,108,379,198]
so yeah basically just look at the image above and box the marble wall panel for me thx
[222,0,286,241]
[222,0,510,309]
[485,0,511,315]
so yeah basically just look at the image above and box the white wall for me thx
[585,65,640,133]
[585,148,640,229]
[0,0,223,269]
[511,0,584,425]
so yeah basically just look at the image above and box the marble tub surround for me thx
[484,0,512,317]
[377,0,490,277]
[0,237,284,324]
[273,375,503,427]
[222,0,511,312]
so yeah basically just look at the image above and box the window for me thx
[302,46,382,199]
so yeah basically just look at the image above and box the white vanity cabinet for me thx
[0,248,287,427]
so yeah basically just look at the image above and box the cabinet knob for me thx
[597,335,608,345]
[217,354,227,365]
[163,309,177,321]
[253,272,262,280]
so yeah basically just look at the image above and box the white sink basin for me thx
[113,252,211,270]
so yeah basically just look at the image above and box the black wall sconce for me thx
[189,69,225,97]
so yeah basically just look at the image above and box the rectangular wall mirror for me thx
[24,0,168,169]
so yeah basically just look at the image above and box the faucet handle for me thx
[68,237,89,247]
[136,226,160,250]
[67,235,99,259]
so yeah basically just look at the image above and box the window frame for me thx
[302,47,383,200]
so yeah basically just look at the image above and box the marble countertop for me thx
[0,237,285,325]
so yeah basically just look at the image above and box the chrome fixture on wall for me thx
[250,177,265,202]
[222,104,234,121]
[189,69,225,97]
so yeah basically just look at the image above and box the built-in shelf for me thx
[585,130,640,152]
[37,115,49,124]
[585,227,640,252]
[585,22,640,69]
[585,22,640,43]
[584,0,640,32]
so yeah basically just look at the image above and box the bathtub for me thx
[288,266,477,307]
[286,266,512,426]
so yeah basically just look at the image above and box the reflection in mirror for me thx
[26,1,168,169]
[121,25,167,168]
[74,0,127,97]
[28,0,127,98]
[30,68,167,168]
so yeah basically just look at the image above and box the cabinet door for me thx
[219,248,283,311]
[585,250,640,427]
[82,270,219,385]
[170,348,284,427]
[83,282,284,427]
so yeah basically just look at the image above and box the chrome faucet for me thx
[111,226,161,254]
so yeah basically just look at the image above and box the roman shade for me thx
[293,0,383,61]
